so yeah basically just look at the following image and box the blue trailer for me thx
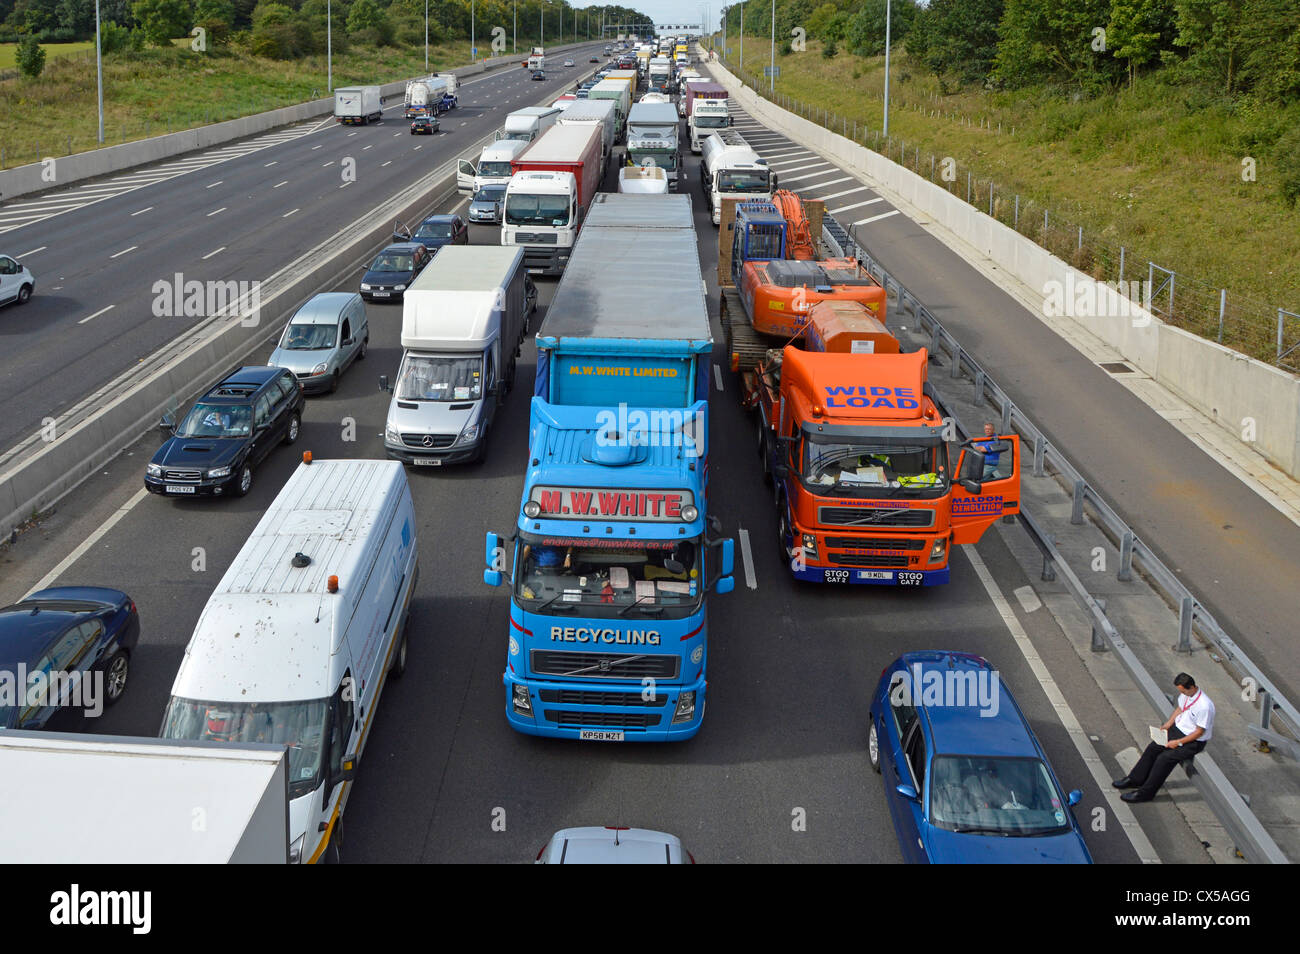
[485,193,735,741]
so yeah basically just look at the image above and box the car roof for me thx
[420,214,459,224]
[546,827,683,863]
[0,600,91,664]
[202,365,282,403]
[381,242,424,254]
[894,651,1042,758]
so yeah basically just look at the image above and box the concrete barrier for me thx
[709,59,1300,481]
[0,39,596,202]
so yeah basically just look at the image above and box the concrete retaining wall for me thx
[708,60,1300,480]
[0,39,594,201]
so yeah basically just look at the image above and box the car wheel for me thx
[868,720,882,773]
[389,630,408,677]
[329,370,340,394]
[358,335,368,360]
[17,284,32,304]
[283,413,301,445]
[103,651,129,706]
[234,464,253,497]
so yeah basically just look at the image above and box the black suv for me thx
[145,366,305,499]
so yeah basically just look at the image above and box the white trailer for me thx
[334,85,382,125]
[556,97,617,164]
[501,105,562,142]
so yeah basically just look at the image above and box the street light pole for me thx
[471,0,475,63]
[739,2,743,72]
[769,0,774,93]
[94,0,103,142]
[882,0,892,137]
[424,0,428,72]
[327,0,332,93]
[513,0,516,53]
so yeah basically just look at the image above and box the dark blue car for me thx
[868,651,1092,863]
[360,241,431,301]
[394,213,468,252]
[0,586,140,730]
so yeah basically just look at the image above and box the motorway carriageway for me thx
[0,86,1223,862]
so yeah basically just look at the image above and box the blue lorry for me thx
[485,193,735,741]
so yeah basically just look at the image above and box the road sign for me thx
[764,66,780,78]
[472,47,478,57]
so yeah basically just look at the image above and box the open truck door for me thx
[950,433,1021,545]
[457,158,478,195]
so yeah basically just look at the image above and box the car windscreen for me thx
[477,161,514,178]
[505,193,571,226]
[396,353,483,401]
[281,322,338,350]
[473,187,505,202]
[160,697,330,799]
[176,402,253,438]
[413,222,452,239]
[370,253,414,272]
[929,756,1072,836]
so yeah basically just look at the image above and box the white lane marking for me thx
[77,304,115,325]
[16,246,46,258]
[413,145,422,150]
[312,144,323,150]
[713,364,723,392]
[201,246,225,260]
[760,148,810,159]
[833,198,884,215]
[339,182,352,189]
[738,528,758,590]
[347,131,358,137]
[381,160,393,167]
[792,173,853,189]
[273,180,289,188]
[393,132,401,137]
[25,489,148,598]
[819,186,870,203]
[963,544,1160,863]
[130,207,153,216]
[206,180,223,188]
[109,245,137,259]
[1014,585,1042,613]
[282,208,300,218]
[854,210,900,226]
[322,160,335,167]
[265,160,278,167]
[768,159,830,172]
[207,207,226,217]
[362,144,373,150]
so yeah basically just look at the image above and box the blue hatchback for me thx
[868,651,1092,863]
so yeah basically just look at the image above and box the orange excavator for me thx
[771,189,815,260]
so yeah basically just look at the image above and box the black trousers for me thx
[1130,725,1205,797]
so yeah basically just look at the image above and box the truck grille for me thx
[829,553,913,568]
[819,507,935,528]
[163,469,202,482]
[530,650,679,680]
[514,232,557,244]
[538,689,669,707]
[400,433,455,449]
[824,537,927,550]
[543,710,662,728]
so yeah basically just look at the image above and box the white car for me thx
[536,827,694,863]
[563,58,575,67]
[0,254,35,306]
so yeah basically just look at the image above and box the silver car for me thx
[267,292,368,395]
[0,254,35,306]
[468,184,507,224]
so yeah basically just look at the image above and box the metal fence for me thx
[722,53,1300,373]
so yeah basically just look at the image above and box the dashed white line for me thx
[818,187,870,203]
[713,364,723,392]
[130,207,153,216]
[273,180,289,188]
[322,160,335,167]
[77,304,115,325]
[16,246,45,259]
[738,528,758,590]
[201,246,225,260]
[312,144,323,150]
[282,208,300,218]
[381,160,393,167]
[109,245,137,259]
[207,207,226,217]
[339,182,352,189]
[832,198,884,215]
[206,180,223,188]
[264,160,278,167]
[362,144,373,150]
[854,210,900,226]
[25,488,147,597]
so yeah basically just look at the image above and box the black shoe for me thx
[1112,776,1139,789]
[1121,791,1153,803]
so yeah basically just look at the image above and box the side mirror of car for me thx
[379,375,391,393]
[1068,789,1083,807]
[158,414,175,435]
[896,784,919,802]
[342,337,354,347]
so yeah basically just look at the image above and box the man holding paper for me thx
[1113,674,1215,803]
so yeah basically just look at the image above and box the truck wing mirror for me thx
[715,575,735,595]
[158,414,175,434]
[958,447,986,484]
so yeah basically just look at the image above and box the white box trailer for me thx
[383,246,531,465]
[0,730,288,863]
[556,97,617,164]
[334,85,382,125]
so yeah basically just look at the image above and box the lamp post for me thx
[513,0,516,53]
[769,0,774,93]
[94,0,103,142]
[424,0,428,72]
[327,0,332,92]
[471,0,475,63]
[882,0,892,137]
[739,2,743,72]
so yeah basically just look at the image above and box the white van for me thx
[159,457,419,864]
[457,138,531,195]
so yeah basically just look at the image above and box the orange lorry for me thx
[743,297,1022,586]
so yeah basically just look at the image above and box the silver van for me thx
[268,292,369,395]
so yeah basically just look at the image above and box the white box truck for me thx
[457,138,532,194]
[159,457,419,864]
[501,105,562,142]
[587,79,631,139]
[381,246,531,464]
[689,98,731,153]
[700,128,777,225]
[627,100,681,189]
[334,85,382,125]
[556,97,617,165]
[0,731,289,863]
[502,123,603,275]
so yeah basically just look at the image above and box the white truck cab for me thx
[159,457,419,864]
[700,129,777,225]
[457,138,531,195]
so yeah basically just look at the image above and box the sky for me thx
[571,2,717,34]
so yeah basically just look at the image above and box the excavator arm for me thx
[772,189,816,260]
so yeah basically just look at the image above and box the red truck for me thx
[503,123,604,276]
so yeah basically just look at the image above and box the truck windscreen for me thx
[513,534,703,619]
[628,149,677,170]
[695,115,728,128]
[505,193,571,226]
[718,171,771,194]
[396,354,484,401]
[478,161,514,178]
[802,436,949,498]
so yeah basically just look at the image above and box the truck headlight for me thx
[384,422,399,444]
[802,533,818,559]
[209,466,231,478]
[311,363,328,376]
[146,463,163,477]
[681,504,698,522]
[289,833,305,864]
[512,683,532,714]
[458,422,480,445]
[672,691,696,724]
[929,538,948,562]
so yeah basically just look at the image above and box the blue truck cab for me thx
[484,193,734,741]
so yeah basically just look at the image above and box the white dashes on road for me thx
[854,210,900,226]
[201,247,225,260]
[109,246,137,259]
[77,305,114,325]
[833,198,884,215]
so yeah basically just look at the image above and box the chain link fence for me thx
[721,54,1300,373]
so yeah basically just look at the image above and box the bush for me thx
[822,39,837,58]
[131,0,194,46]
[100,19,134,52]
[16,35,45,77]
[1276,127,1300,208]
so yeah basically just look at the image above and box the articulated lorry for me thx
[626,101,681,189]
[501,105,562,143]
[503,123,604,275]
[334,86,382,125]
[700,128,777,225]
[556,97,618,163]
[648,56,673,93]
[404,73,458,117]
[588,78,632,137]
[381,246,531,465]
[484,193,735,741]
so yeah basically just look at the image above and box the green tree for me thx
[1237,0,1300,101]
[1277,125,1300,206]
[345,0,382,32]
[1107,0,1176,87]
[130,0,192,44]
[918,0,1004,83]
[846,0,918,57]
[16,32,44,75]
[993,0,1114,89]
[1172,0,1245,92]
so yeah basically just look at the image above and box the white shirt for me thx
[1174,690,1214,742]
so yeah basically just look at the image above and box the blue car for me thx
[0,586,140,730]
[868,651,1092,863]
[394,213,468,252]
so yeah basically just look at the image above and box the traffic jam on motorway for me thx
[2,32,1249,871]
